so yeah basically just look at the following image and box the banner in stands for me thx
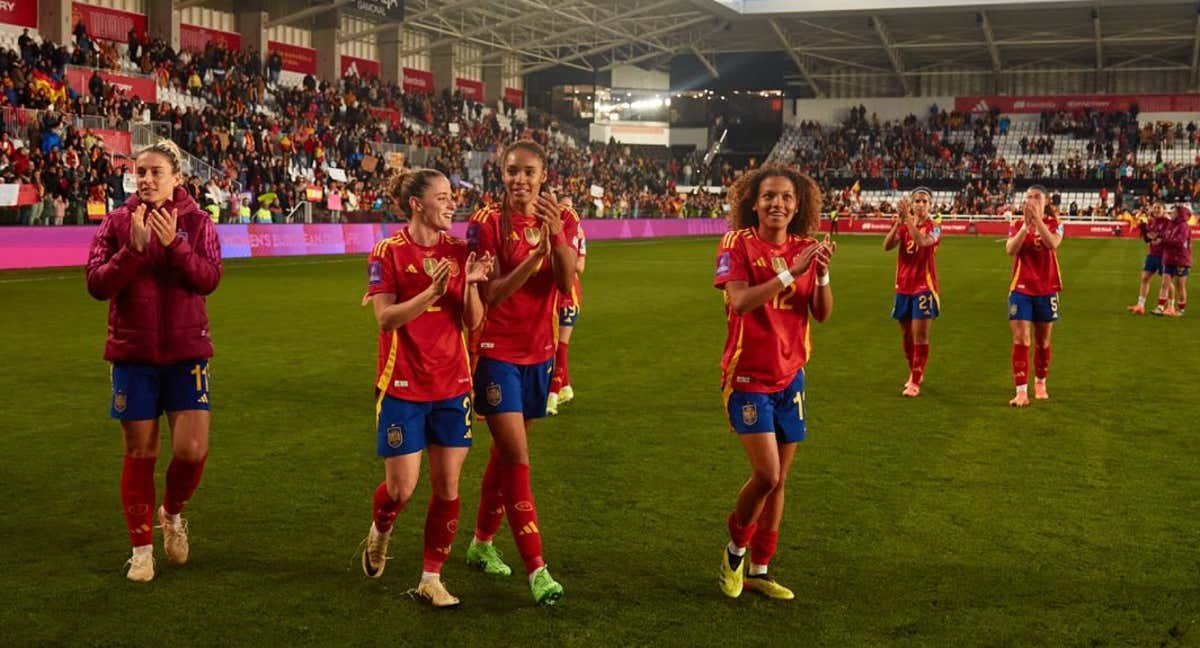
[268,41,317,75]
[89,128,132,156]
[504,87,524,108]
[402,68,433,94]
[71,2,146,42]
[956,93,1200,114]
[0,0,38,28]
[455,78,483,102]
[340,56,380,79]
[180,24,242,55]
[368,106,402,127]
[65,67,157,102]
[5,220,1198,270]
[0,184,40,206]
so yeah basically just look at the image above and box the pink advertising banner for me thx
[180,24,242,54]
[267,41,317,75]
[71,2,146,42]
[66,67,157,102]
[0,0,38,28]
[3,219,1196,271]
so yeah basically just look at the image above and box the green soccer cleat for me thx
[546,392,559,416]
[557,385,574,404]
[744,574,795,600]
[719,548,744,598]
[529,566,564,605]
[466,540,513,576]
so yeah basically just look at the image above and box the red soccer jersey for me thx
[1147,218,1166,256]
[895,218,941,296]
[1009,216,1064,296]
[468,205,580,364]
[713,228,818,394]
[366,229,472,402]
[558,219,587,309]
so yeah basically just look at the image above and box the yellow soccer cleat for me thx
[557,385,575,404]
[546,392,559,416]
[158,507,190,566]
[744,574,795,600]
[361,524,391,578]
[718,548,744,598]
[125,549,155,583]
[415,578,461,608]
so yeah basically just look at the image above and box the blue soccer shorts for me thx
[1008,291,1060,322]
[725,370,807,444]
[892,291,940,320]
[376,392,473,457]
[473,356,554,420]
[110,359,211,420]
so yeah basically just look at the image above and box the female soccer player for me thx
[1127,203,1171,315]
[883,187,941,397]
[547,196,586,415]
[713,165,834,600]
[1161,204,1192,316]
[85,140,222,582]
[1005,185,1063,407]
[465,140,579,605]
[360,169,494,608]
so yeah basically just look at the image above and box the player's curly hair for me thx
[386,168,445,220]
[727,165,821,237]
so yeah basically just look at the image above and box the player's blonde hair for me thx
[136,139,185,176]
[727,165,821,237]
[386,168,445,220]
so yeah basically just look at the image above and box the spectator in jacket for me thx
[84,139,222,583]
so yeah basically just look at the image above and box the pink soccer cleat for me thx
[902,382,921,398]
[1009,392,1030,407]
[1033,382,1049,400]
[1126,304,1145,314]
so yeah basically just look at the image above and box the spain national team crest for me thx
[423,256,461,277]
[113,391,127,414]
[486,383,502,407]
[1009,303,1019,317]
[386,424,404,449]
[771,256,788,273]
[741,403,758,426]
[524,227,542,246]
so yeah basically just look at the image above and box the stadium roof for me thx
[252,0,1200,92]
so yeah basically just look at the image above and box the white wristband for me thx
[817,272,830,287]
[776,270,795,288]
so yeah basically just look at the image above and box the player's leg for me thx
[723,431,780,598]
[745,441,798,600]
[1173,272,1188,315]
[1130,268,1152,313]
[907,316,932,396]
[557,318,575,403]
[1009,298,1033,407]
[1033,322,1053,400]
[467,358,521,577]
[363,396,425,578]
[159,409,208,565]
[893,294,914,388]
[548,321,573,415]
[1158,267,1176,314]
[415,396,472,607]
[121,418,160,581]
[113,362,161,581]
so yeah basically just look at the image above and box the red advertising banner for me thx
[71,2,146,42]
[267,40,317,75]
[455,77,483,102]
[402,67,433,94]
[0,0,38,28]
[368,106,402,127]
[65,67,157,101]
[340,55,380,79]
[957,93,1200,114]
[179,24,242,55]
[504,87,524,108]
[90,128,132,156]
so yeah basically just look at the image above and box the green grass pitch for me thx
[0,234,1197,647]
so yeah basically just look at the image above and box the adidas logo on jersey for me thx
[406,264,418,273]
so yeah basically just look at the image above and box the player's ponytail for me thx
[387,168,444,220]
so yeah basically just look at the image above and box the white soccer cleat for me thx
[125,549,155,582]
[361,524,391,578]
[415,578,461,608]
[158,507,190,566]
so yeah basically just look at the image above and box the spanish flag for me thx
[850,180,861,194]
[31,69,67,103]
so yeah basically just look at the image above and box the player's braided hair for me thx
[136,139,185,176]
[499,139,548,251]
[386,168,444,220]
[727,164,821,237]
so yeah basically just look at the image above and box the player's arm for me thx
[479,240,547,307]
[810,235,835,322]
[462,252,492,331]
[882,218,902,251]
[164,210,223,295]
[575,251,586,275]
[539,198,577,294]
[725,241,830,315]
[86,207,147,301]
[373,258,452,331]
[1031,217,1062,250]
[1005,221,1030,256]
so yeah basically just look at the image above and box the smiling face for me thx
[135,151,179,206]
[411,174,456,232]
[754,175,797,233]
[502,147,546,210]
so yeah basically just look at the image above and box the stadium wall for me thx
[787,97,955,125]
[5,221,1198,271]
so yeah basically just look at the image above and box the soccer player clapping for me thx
[713,165,834,600]
[883,188,942,397]
[1005,186,1063,406]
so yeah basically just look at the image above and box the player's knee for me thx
[386,480,416,504]
[124,448,157,459]
[173,441,207,462]
[752,466,781,491]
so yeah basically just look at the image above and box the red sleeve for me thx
[713,232,749,289]
[559,208,579,248]
[366,242,398,297]
[166,215,222,296]
[467,213,498,259]
[85,213,145,301]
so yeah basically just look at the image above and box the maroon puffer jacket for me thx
[86,186,223,365]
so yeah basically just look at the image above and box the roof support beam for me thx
[978,11,1002,71]
[872,15,912,96]
[265,0,352,29]
[690,45,720,79]
[339,0,482,43]
[1092,8,1103,70]
[520,15,713,74]
[768,18,822,97]
[1190,11,1200,89]
[598,48,673,71]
